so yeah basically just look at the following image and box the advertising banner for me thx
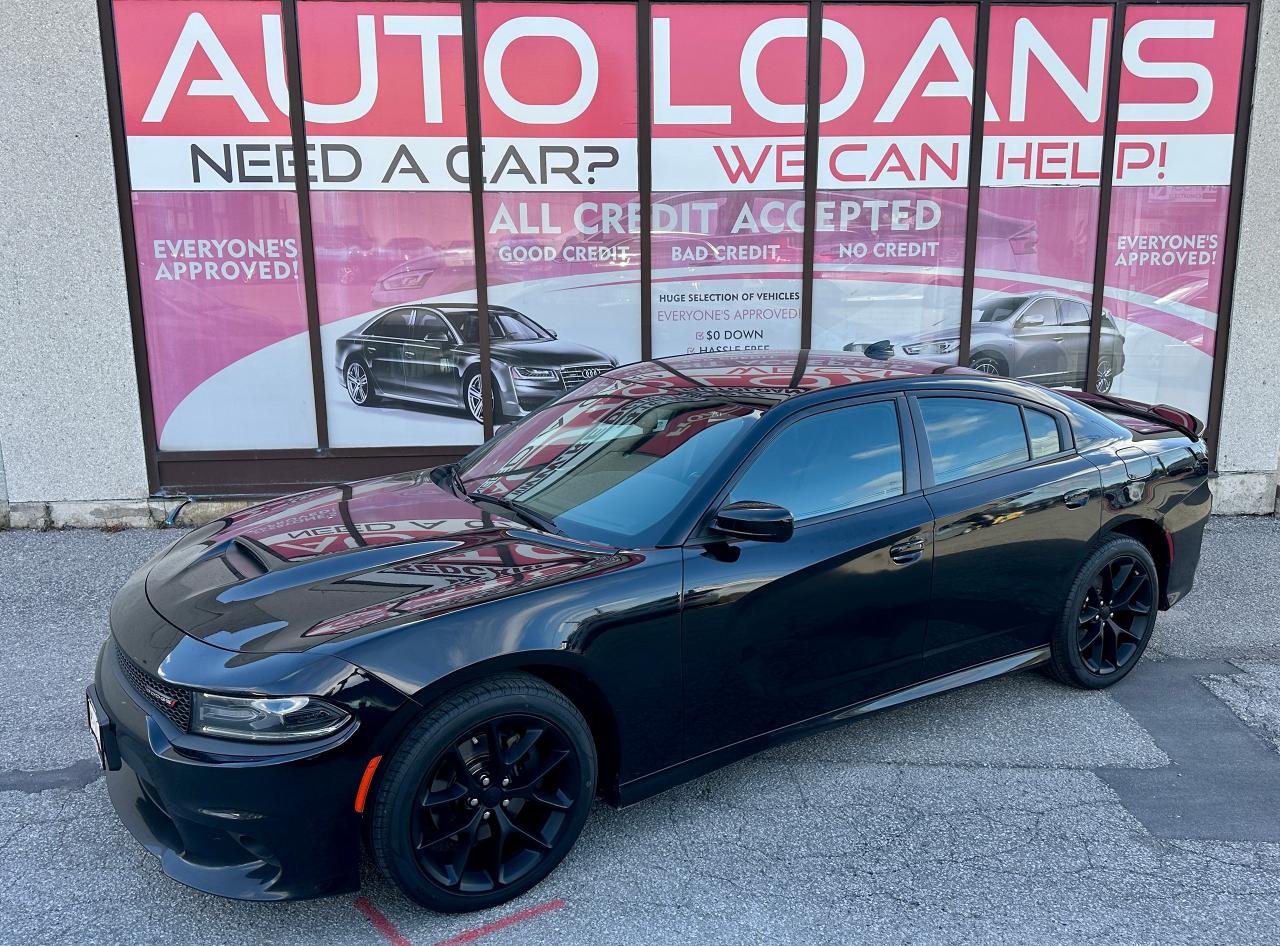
[1102,5,1246,418]
[477,2,640,415]
[115,0,317,450]
[810,5,976,357]
[650,3,808,357]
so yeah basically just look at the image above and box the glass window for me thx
[369,310,414,339]
[971,5,1115,391]
[919,397,1030,484]
[414,311,452,342]
[1025,408,1063,458]
[811,5,977,361]
[1059,300,1091,326]
[1020,297,1059,326]
[729,402,905,519]
[460,395,763,547]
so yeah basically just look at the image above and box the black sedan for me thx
[89,351,1211,913]
[335,304,615,423]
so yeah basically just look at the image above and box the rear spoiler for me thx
[1063,391,1205,440]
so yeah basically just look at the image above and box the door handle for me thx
[1063,488,1090,508]
[404,351,416,358]
[365,346,377,353]
[1052,335,1066,341]
[890,535,927,565]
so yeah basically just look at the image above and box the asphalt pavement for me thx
[1,517,1279,946]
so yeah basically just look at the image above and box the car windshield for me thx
[442,311,551,344]
[974,297,1027,322]
[456,393,764,546]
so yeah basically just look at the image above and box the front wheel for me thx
[370,673,596,913]
[345,360,380,406]
[1046,536,1158,689]
[969,352,1006,377]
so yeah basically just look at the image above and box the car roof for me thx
[581,350,974,407]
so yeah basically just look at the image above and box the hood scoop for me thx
[214,539,462,604]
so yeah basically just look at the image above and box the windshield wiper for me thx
[431,463,469,499]
[467,493,562,535]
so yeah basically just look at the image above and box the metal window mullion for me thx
[956,1,990,368]
[799,0,824,349]
[461,0,494,438]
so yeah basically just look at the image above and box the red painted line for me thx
[431,899,567,946]
[355,896,414,946]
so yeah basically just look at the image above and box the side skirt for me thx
[614,646,1051,808]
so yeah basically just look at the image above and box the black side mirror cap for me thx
[711,501,794,543]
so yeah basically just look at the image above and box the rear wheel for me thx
[1046,536,1158,689]
[370,673,596,913]
[1095,356,1116,393]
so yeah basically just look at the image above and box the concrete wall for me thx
[1215,0,1280,515]
[0,1,148,524]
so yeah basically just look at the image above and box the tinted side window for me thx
[368,310,413,339]
[1059,300,1091,326]
[729,401,904,520]
[1025,408,1063,458]
[414,311,451,341]
[919,398,1029,484]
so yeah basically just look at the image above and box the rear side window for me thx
[729,401,904,520]
[918,398,1029,484]
[1025,408,1063,458]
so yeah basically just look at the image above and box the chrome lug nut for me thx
[481,776,491,787]
[501,777,510,787]
[482,810,491,820]
[502,799,510,808]
[469,798,479,807]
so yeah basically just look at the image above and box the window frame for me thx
[690,392,922,542]
[908,391,1076,492]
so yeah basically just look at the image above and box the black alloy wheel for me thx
[371,673,595,912]
[1047,536,1159,689]
[412,714,581,892]
[1075,554,1154,675]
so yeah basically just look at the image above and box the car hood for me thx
[143,472,634,655]
[490,338,611,366]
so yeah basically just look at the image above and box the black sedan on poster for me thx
[335,304,616,424]
[89,351,1209,914]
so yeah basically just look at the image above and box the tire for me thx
[968,352,1007,377]
[462,372,505,426]
[344,359,380,406]
[1095,356,1116,393]
[370,673,596,913]
[1046,536,1159,689]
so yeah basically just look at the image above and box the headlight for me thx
[378,270,431,291]
[191,692,351,742]
[902,339,960,356]
[511,366,559,381]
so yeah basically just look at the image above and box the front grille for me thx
[561,364,611,388]
[116,644,192,731]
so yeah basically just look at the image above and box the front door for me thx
[1010,296,1066,381]
[680,396,934,757]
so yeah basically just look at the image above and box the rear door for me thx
[1056,298,1094,385]
[910,393,1103,676]
[680,395,934,756]
[402,309,456,400]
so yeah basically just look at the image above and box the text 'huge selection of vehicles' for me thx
[335,304,616,424]
[847,292,1127,392]
[89,351,1208,913]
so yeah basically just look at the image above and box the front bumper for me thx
[92,580,411,900]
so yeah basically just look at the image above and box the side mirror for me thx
[548,329,559,339]
[711,501,794,543]
[1017,313,1045,328]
